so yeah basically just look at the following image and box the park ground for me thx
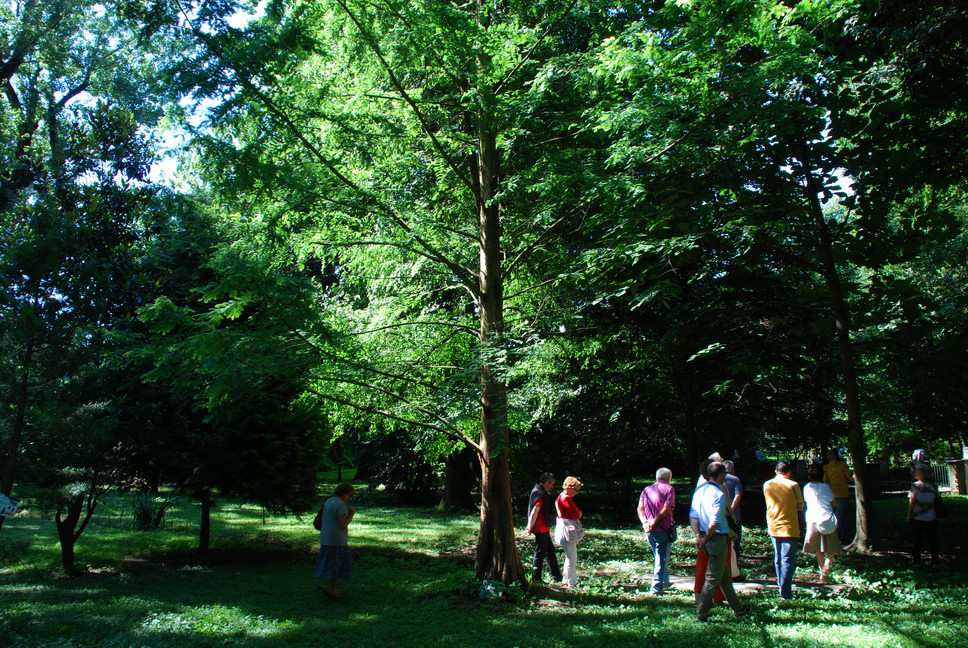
[1,484,966,648]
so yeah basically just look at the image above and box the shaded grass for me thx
[1,488,966,648]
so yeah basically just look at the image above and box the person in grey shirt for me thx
[314,482,356,599]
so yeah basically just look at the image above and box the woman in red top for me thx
[555,476,584,587]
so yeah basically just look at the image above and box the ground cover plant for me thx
[0,485,965,648]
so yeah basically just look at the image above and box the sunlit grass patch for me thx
[140,604,298,637]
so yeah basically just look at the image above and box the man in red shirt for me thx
[527,472,561,583]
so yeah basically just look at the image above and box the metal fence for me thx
[932,464,950,489]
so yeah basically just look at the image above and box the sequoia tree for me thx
[152,0,655,583]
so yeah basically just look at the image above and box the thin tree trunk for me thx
[55,486,99,574]
[199,489,212,555]
[0,339,33,533]
[56,496,83,573]
[798,145,873,552]
[440,447,476,512]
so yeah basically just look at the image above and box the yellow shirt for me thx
[823,461,851,499]
[764,475,804,538]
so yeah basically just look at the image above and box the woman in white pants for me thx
[555,476,585,587]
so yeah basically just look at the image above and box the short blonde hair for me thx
[562,476,583,491]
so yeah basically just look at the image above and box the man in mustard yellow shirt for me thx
[764,461,804,599]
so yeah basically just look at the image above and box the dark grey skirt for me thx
[314,545,353,579]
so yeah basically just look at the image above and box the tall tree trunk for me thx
[440,447,477,512]
[199,489,212,555]
[472,113,525,584]
[799,146,873,552]
[0,339,33,533]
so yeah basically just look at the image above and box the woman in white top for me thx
[802,464,841,582]
[907,463,939,565]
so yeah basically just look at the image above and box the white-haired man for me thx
[637,467,676,594]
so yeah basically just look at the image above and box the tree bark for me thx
[199,489,212,555]
[798,146,873,552]
[56,496,83,573]
[55,486,99,574]
[471,101,526,583]
[440,446,477,512]
[0,339,33,533]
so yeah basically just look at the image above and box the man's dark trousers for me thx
[533,531,561,582]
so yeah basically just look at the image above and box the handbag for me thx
[555,518,585,544]
[312,505,324,531]
[817,513,838,535]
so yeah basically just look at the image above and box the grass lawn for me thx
[1,486,966,648]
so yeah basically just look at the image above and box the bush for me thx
[132,492,173,531]
[0,536,32,565]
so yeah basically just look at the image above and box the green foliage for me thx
[132,493,174,531]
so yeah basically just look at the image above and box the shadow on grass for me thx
[3,495,967,648]
[1,545,962,648]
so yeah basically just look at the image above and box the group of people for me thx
[311,447,941,606]
[527,450,856,622]
[525,474,585,587]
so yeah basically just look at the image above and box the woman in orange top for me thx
[823,448,853,544]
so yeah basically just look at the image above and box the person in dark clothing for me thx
[526,472,561,583]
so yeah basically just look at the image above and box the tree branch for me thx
[502,206,582,279]
[332,0,480,201]
[494,0,581,95]
[307,385,483,456]
[345,320,478,337]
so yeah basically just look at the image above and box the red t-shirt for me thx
[532,497,550,533]
[556,492,582,520]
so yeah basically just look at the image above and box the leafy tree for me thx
[1,0,163,533]
[130,208,331,553]
[141,0,667,583]
[584,0,968,551]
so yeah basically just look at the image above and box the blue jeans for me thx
[647,529,672,593]
[771,537,798,599]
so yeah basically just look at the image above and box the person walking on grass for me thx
[691,458,740,603]
[823,448,853,545]
[908,463,940,566]
[692,461,750,623]
[803,464,841,583]
[637,467,676,595]
[764,461,804,600]
[527,472,562,584]
[314,482,356,600]
[555,476,584,588]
